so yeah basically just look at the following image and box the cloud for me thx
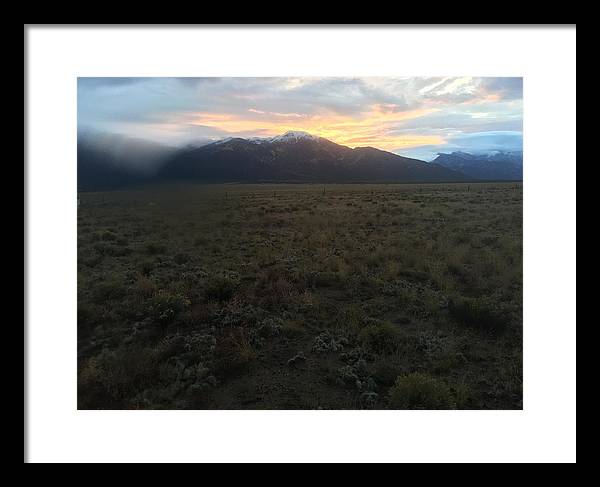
[78,77,523,154]
[480,77,523,100]
[398,131,523,161]
[78,77,147,89]
[78,129,178,175]
[448,131,523,151]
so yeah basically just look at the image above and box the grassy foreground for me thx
[77,182,522,409]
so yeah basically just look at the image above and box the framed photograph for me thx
[25,25,576,463]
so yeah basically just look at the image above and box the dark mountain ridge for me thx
[78,131,472,190]
[158,131,468,184]
[432,151,523,181]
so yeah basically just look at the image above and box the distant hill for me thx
[78,131,471,189]
[432,151,523,180]
[158,131,468,183]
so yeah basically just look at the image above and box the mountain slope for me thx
[432,151,523,180]
[159,131,468,183]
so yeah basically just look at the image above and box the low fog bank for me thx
[78,131,185,190]
[78,131,179,175]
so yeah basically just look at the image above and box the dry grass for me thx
[78,182,522,409]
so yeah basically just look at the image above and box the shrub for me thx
[77,302,97,329]
[212,328,257,376]
[481,235,498,247]
[173,252,190,264]
[100,230,118,241]
[205,276,237,302]
[388,373,454,409]
[451,381,472,409]
[358,320,399,354]
[78,346,160,406]
[446,262,472,284]
[372,362,404,387]
[92,279,126,303]
[134,276,157,298]
[311,271,340,288]
[79,252,103,268]
[149,291,190,325]
[139,259,155,275]
[194,236,208,247]
[144,242,167,255]
[449,296,507,333]
[93,242,131,257]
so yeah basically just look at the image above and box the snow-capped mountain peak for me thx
[268,131,320,143]
[212,131,321,146]
[212,137,234,146]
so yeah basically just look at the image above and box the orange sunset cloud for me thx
[183,106,443,151]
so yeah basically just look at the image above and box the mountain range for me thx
[158,131,467,184]
[77,131,522,190]
[432,151,523,181]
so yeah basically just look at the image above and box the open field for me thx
[77,182,522,409]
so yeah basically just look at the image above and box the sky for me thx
[78,77,523,161]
